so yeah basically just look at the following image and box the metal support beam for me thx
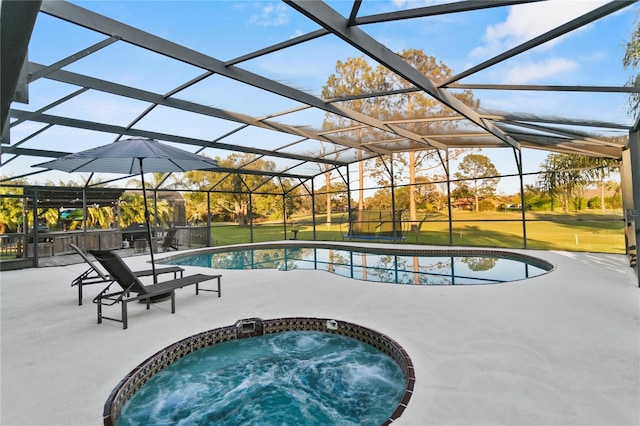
[29,37,119,83]
[32,188,39,267]
[37,1,392,155]
[286,0,521,150]
[249,192,254,244]
[625,128,640,285]
[82,187,87,256]
[311,178,317,241]
[389,154,397,241]
[207,192,211,246]
[153,190,158,248]
[282,193,288,240]
[354,0,536,25]
[514,148,528,249]
[346,164,352,239]
[26,62,363,155]
[445,150,453,245]
[443,1,636,85]
[0,0,41,137]
[11,108,344,173]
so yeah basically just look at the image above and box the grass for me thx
[0,209,626,262]
[210,209,626,254]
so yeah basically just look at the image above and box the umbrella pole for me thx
[139,158,157,283]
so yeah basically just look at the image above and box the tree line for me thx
[0,147,623,234]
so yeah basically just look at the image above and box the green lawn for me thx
[209,209,626,254]
[0,210,625,263]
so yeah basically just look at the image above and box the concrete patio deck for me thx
[1,242,639,425]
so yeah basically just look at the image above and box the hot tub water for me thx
[117,331,406,425]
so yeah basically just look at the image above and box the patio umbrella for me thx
[33,137,220,281]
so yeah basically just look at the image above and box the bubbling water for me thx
[117,331,406,425]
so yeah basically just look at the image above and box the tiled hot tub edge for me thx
[103,317,414,426]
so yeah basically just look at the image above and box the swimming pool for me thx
[105,318,414,426]
[161,242,553,285]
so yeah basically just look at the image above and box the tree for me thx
[623,21,640,115]
[578,156,620,212]
[181,169,214,222]
[321,56,385,218]
[454,154,499,211]
[0,178,27,233]
[605,180,622,208]
[313,181,348,214]
[413,176,447,211]
[321,51,479,227]
[312,142,343,227]
[368,155,404,187]
[118,192,171,228]
[365,187,392,210]
[375,49,479,229]
[282,184,304,220]
[86,206,116,229]
[537,154,602,212]
[44,178,81,187]
[183,153,282,226]
[461,256,498,272]
[124,171,181,225]
[522,184,551,210]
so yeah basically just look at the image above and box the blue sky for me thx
[7,0,639,194]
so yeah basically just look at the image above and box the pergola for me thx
[1,1,639,280]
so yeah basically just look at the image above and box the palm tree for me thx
[86,206,116,229]
[580,157,620,212]
[124,172,175,227]
[0,177,29,233]
[538,154,588,212]
[118,193,147,228]
[0,196,23,233]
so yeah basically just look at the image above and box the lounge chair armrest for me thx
[92,290,127,306]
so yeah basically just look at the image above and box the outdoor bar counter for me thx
[27,229,121,257]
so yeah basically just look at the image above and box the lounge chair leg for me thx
[122,302,128,330]
[79,284,83,306]
[171,291,176,314]
[97,300,102,324]
[192,275,222,297]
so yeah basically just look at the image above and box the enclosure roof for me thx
[1,0,638,189]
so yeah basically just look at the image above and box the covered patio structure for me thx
[1,1,638,285]
[1,2,639,424]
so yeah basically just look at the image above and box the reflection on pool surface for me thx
[162,244,552,285]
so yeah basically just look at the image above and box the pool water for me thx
[164,245,550,285]
[117,331,406,425]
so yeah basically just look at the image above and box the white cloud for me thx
[470,0,607,60]
[502,57,578,84]
[248,2,290,27]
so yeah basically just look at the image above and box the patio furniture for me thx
[70,244,184,306]
[162,228,179,251]
[89,249,222,329]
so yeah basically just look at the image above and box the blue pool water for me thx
[117,331,406,425]
[163,245,551,285]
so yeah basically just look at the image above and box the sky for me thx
[5,0,639,195]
